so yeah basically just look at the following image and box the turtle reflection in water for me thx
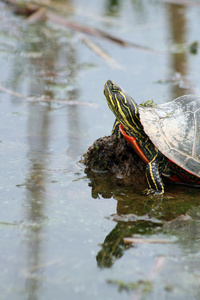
[104,79,200,195]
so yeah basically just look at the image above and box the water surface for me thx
[1,0,200,299]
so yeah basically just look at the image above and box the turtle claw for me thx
[143,188,164,196]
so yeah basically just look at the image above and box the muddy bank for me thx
[83,135,147,189]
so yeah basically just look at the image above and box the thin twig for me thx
[25,258,61,272]
[0,84,26,98]
[46,11,156,52]
[0,84,97,107]
[27,96,98,107]
[81,36,123,69]
[46,11,127,46]
[123,237,170,244]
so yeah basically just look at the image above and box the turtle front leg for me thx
[144,155,164,195]
[111,119,122,138]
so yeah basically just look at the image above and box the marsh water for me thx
[1,0,200,299]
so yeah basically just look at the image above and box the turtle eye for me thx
[112,84,120,93]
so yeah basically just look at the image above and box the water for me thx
[0,0,200,299]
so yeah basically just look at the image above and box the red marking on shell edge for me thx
[169,160,200,184]
[168,174,184,183]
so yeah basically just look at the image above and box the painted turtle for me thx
[104,79,200,195]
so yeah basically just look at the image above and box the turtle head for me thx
[104,80,141,131]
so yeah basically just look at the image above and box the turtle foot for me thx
[143,188,164,196]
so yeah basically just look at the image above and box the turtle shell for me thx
[139,95,200,178]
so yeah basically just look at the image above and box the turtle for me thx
[104,79,200,195]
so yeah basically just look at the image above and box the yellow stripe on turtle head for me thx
[104,80,141,133]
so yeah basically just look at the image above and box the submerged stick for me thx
[0,84,97,107]
[81,36,122,69]
[0,84,26,98]
[46,11,127,46]
[46,11,156,52]
[123,237,170,244]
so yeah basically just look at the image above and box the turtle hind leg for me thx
[111,119,122,139]
[144,155,165,195]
